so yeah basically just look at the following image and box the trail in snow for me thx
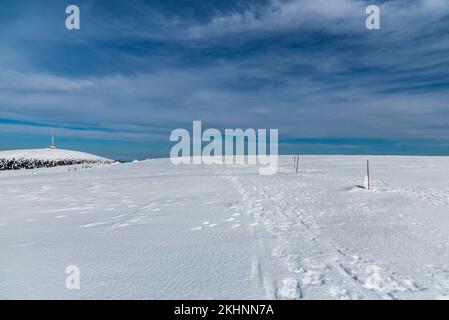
[1,156,449,299]
[212,156,449,299]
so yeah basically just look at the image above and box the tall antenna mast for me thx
[50,129,56,149]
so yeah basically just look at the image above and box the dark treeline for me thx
[0,158,112,171]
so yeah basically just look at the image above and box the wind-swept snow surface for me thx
[1,156,449,299]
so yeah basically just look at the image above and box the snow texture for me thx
[1,155,449,299]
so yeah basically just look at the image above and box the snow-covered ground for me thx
[0,148,113,170]
[0,148,111,162]
[1,155,449,299]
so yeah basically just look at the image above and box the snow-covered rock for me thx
[0,148,113,170]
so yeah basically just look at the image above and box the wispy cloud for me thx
[0,0,448,156]
[186,0,449,39]
[187,0,365,38]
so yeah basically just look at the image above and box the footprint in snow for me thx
[83,221,109,228]
[277,278,302,300]
[17,242,37,248]
[208,224,218,228]
[249,222,260,227]
[202,221,210,225]
[226,218,235,222]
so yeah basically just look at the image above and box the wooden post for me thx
[296,155,299,174]
[366,159,370,190]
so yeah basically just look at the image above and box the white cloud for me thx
[2,57,449,142]
[186,0,449,39]
[187,0,365,38]
[1,0,449,149]
[0,71,95,92]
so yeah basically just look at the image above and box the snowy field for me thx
[1,155,449,299]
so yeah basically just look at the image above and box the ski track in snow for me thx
[1,156,449,299]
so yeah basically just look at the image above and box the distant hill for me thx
[0,148,113,170]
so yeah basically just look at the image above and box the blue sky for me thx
[0,0,448,160]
